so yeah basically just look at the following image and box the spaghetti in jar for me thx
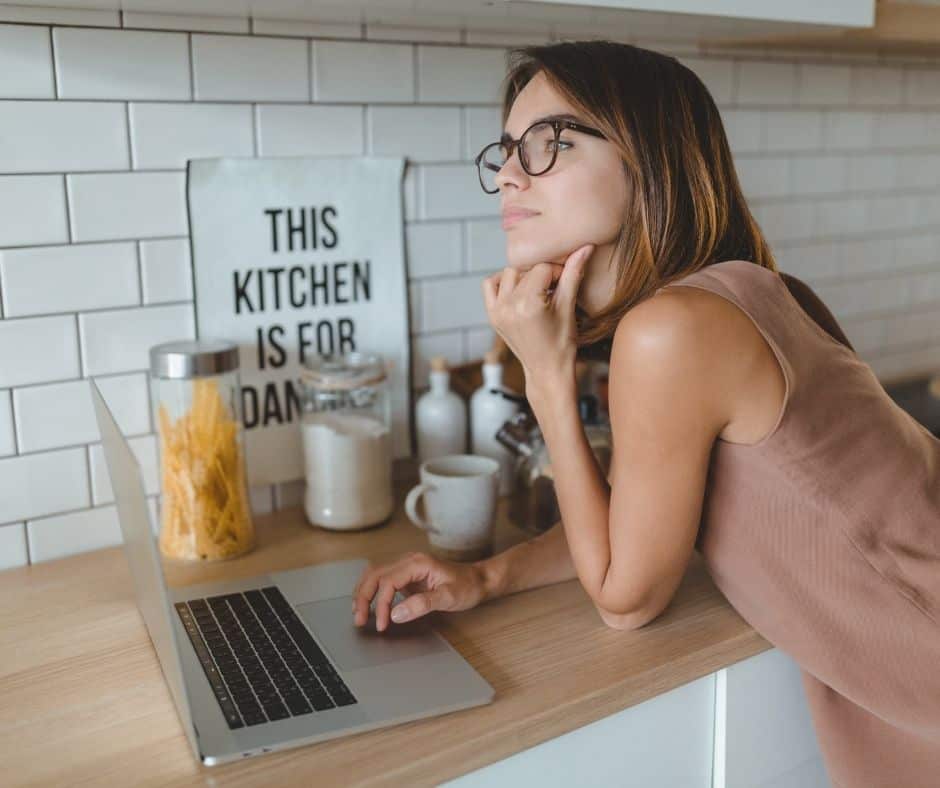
[149,339,255,561]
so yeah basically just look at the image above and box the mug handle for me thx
[404,483,441,536]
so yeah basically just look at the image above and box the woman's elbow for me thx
[594,602,663,631]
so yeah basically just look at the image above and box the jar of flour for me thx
[297,352,393,530]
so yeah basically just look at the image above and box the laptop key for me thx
[264,702,290,721]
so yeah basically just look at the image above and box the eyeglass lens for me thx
[479,121,557,193]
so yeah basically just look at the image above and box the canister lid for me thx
[300,351,386,390]
[150,339,240,379]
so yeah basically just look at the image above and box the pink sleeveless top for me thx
[660,260,940,788]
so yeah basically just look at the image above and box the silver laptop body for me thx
[89,378,494,766]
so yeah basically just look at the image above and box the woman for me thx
[352,40,940,786]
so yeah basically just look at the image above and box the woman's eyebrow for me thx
[500,113,583,143]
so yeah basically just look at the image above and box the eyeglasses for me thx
[474,118,607,194]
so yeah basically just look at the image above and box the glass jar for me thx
[149,339,255,561]
[297,351,393,531]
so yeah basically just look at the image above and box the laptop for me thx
[89,378,494,767]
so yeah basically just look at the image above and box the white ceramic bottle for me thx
[470,350,520,497]
[415,356,467,464]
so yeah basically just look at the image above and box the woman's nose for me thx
[493,149,530,192]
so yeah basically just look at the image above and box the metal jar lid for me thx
[150,339,240,379]
[299,351,386,391]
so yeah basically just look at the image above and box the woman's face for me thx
[495,71,628,315]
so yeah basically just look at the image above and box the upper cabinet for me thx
[501,0,876,28]
[8,0,940,55]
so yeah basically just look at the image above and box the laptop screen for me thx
[89,378,199,751]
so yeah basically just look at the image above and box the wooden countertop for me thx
[0,483,770,787]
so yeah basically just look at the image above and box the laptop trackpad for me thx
[296,595,449,672]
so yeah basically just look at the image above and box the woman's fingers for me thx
[352,554,431,629]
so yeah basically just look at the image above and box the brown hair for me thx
[499,40,777,351]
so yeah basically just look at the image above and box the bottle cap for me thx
[430,356,449,373]
[484,350,502,365]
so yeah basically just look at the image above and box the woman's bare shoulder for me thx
[611,286,784,445]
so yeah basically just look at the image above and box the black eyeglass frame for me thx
[474,118,607,194]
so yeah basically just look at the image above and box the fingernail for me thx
[391,606,407,623]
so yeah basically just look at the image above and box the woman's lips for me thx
[502,211,538,230]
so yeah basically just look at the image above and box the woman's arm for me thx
[527,290,730,625]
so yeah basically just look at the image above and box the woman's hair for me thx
[500,40,777,350]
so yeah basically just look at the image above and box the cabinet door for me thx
[443,673,715,787]
[717,648,830,788]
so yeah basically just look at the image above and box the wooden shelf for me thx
[702,1,940,56]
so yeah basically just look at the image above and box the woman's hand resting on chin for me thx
[482,243,594,393]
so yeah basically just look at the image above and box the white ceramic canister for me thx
[470,350,520,496]
[415,356,467,463]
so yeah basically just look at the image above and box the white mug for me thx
[404,454,500,561]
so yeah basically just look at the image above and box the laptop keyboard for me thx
[175,586,358,729]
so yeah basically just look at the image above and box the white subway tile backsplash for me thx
[823,111,875,150]
[464,325,496,362]
[313,41,413,103]
[722,110,763,153]
[408,280,421,333]
[129,103,254,170]
[789,155,846,196]
[256,104,363,156]
[423,164,495,220]
[368,106,461,162]
[79,303,194,376]
[764,110,824,152]
[852,66,904,106]
[139,238,192,304]
[466,219,507,273]
[845,153,900,191]
[251,18,361,39]
[411,330,464,389]
[274,479,304,509]
[89,434,159,504]
[365,24,460,43]
[14,373,149,453]
[53,28,190,100]
[249,485,275,515]
[123,12,249,34]
[68,172,187,242]
[838,237,895,278]
[677,56,734,104]
[0,101,128,173]
[896,153,940,190]
[736,156,792,199]
[734,61,797,106]
[0,175,68,248]
[26,505,121,563]
[873,112,928,148]
[0,523,28,569]
[866,195,921,233]
[465,106,502,160]
[813,197,869,236]
[463,27,550,46]
[905,67,940,106]
[750,201,816,244]
[796,63,851,106]
[193,34,308,101]
[895,233,939,270]
[405,222,462,278]
[14,378,99,452]
[0,242,139,318]
[0,315,79,388]
[417,45,505,104]
[0,389,13,456]
[421,274,489,332]
[0,24,54,98]
[0,446,88,523]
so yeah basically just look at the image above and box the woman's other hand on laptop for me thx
[352,552,490,632]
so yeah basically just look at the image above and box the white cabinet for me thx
[444,672,716,787]
[444,648,830,788]
[716,648,831,788]
[494,0,876,29]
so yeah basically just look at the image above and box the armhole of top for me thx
[661,281,792,448]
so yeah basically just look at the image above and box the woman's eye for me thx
[547,140,573,152]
